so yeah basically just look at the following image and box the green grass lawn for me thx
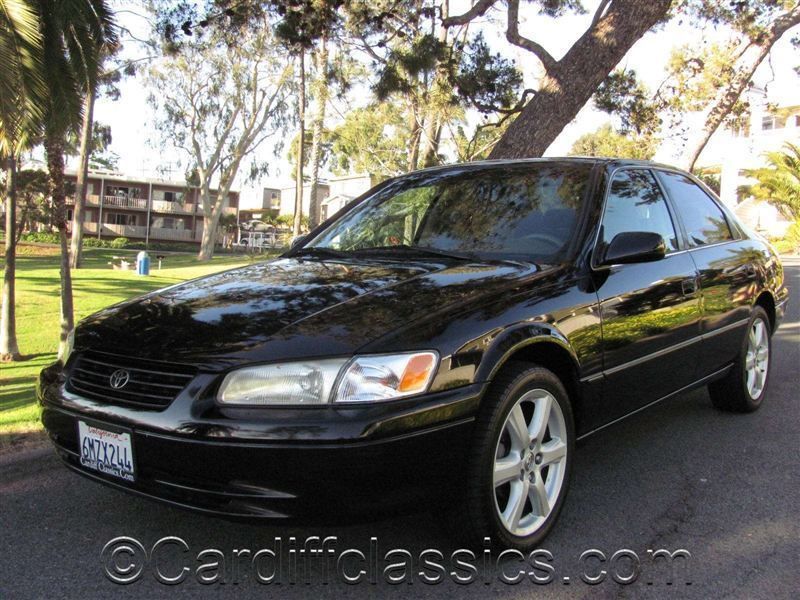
[1,246,277,437]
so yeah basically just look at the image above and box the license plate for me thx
[78,421,135,482]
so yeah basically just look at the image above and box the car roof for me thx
[407,156,685,175]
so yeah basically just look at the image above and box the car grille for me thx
[66,351,196,409]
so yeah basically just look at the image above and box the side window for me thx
[658,171,733,247]
[601,169,679,252]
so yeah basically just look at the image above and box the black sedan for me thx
[39,158,788,550]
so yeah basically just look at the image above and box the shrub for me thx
[21,232,60,244]
[82,237,108,248]
[110,237,129,249]
[771,221,800,255]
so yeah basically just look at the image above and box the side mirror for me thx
[290,234,307,249]
[601,231,667,266]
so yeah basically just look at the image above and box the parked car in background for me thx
[40,158,787,549]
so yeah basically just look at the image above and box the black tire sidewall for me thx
[472,366,575,550]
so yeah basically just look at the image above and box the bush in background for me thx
[771,221,800,255]
[109,237,129,249]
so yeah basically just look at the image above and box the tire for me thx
[462,362,574,550]
[708,306,772,413]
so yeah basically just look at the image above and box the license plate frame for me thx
[77,420,136,482]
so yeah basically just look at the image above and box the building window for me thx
[106,213,136,226]
[761,115,785,131]
[151,216,185,229]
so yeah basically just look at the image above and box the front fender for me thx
[471,322,581,383]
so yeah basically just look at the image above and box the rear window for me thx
[658,171,734,247]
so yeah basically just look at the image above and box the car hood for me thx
[74,256,542,369]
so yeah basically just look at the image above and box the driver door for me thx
[591,168,702,426]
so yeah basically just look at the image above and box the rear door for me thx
[655,170,756,377]
[591,168,703,425]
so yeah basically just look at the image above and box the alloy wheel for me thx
[493,388,568,537]
[745,317,769,399]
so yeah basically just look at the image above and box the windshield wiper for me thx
[292,246,351,259]
[353,244,476,262]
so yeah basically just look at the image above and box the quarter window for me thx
[600,169,679,253]
[658,172,733,247]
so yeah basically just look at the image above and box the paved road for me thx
[2,261,798,599]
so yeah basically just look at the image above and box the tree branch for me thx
[506,0,558,72]
[591,0,613,26]
[442,0,498,27]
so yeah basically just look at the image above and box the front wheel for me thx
[708,306,772,412]
[463,363,574,550]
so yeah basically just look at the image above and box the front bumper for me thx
[38,363,483,520]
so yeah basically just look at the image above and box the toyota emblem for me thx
[109,369,130,389]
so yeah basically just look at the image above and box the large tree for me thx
[594,2,800,170]
[37,0,117,360]
[440,0,674,158]
[147,17,291,260]
[682,1,800,170]
[0,0,46,361]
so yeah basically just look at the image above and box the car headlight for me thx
[334,352,438,403]
[217,359,347,405]
[217,352,438,406]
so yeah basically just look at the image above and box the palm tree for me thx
[743,143,800,221]
[1,0,46,361]
[35,0,116,359]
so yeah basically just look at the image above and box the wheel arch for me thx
[477,324,583,428]
[754,290,776,332]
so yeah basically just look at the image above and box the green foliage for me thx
[693,169,721,195]
[109,237,129,248]
[743,143,800,220]
[329,103,410,176]
[594,69,660,136]
[38,0,118,139]
[771,220,800,255]
[20,231,59,244]
[569,124,657,160]
[683,0,793,38]
[0,0,47,156]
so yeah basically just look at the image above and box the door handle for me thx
[681,277,697,296]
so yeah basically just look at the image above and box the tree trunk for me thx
[197,185,217,261]
[1,156,21,361]
[293,51,306,237]
[685,7,800,172]
[198,208,223,261]
[406,100,421,172]
[44,131,75,361]
[308,38,329,229]
[489,0,672,159]
[70,90,96,269]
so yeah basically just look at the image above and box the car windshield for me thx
[305,164,592,263]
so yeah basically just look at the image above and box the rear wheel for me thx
[709,307,771,412]
[463,363,574,550]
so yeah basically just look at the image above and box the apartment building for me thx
[245,174,381,223]
[63,169,239,244]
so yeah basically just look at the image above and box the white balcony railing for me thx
[101,223,148,238]
[149,227,194,241]
[65,194,100,206]
[103,195,148,210]
[151,200,195,214]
